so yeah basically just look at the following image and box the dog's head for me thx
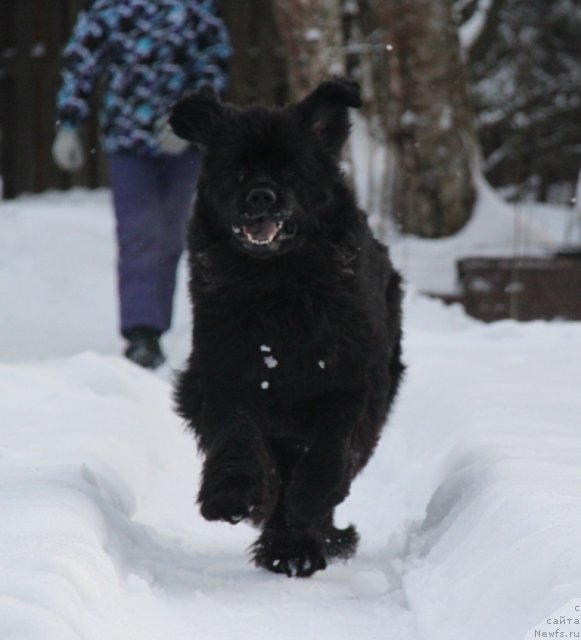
[170,79,362,257]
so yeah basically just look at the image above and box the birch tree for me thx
[373,0,478,237]
[271,0,345,100]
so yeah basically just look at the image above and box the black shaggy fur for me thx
[170,79,404,578]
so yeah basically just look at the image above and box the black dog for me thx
[170,79,404,578]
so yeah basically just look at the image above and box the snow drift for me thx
[1,190,580,639]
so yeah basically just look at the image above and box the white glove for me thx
[52,127,84,171]
[154,116,191,155]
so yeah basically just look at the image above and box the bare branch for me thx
[459,0,504,61]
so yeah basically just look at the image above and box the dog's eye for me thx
[282,168,295,180]
[235,170,245,183]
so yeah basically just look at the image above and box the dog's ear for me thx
[294,79,362,156]
[169,91,224,147]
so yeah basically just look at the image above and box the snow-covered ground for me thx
[1,190,580,640]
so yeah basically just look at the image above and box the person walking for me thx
[52,0,231,368]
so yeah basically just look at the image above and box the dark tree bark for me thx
[271,0,345,100]
[374,0,478,237]
[220,0,288,106]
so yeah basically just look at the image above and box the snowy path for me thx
[1,191,580,639]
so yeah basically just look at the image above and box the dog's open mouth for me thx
[241,218,283,245]
[233,216,296,250]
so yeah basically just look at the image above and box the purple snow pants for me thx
[107,150,200,337]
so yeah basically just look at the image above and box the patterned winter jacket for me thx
[56,0,231,155]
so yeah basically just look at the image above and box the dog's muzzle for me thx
[232,186,297,251]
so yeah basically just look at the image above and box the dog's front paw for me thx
[252,529,327,578]
[198,476,261,524]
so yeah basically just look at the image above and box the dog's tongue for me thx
[243,219,279,244]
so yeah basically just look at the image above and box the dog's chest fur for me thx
[191,246,372,398]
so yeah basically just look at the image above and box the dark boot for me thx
[124,327,166,369]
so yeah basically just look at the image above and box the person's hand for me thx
[52,127,84,171]
[155,116,191,155]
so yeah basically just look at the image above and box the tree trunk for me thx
[375,0,477,237]
[271,0,344,100]
[220,0,288,106]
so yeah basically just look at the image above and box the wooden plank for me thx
[0,0,16,197]
[458,256,581,322]
[10,0,35,196]
[35,0,68,193]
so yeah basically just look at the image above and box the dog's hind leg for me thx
[251,508,359,577]
[321,515,359,561]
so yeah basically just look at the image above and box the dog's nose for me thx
[246,187,277,209]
